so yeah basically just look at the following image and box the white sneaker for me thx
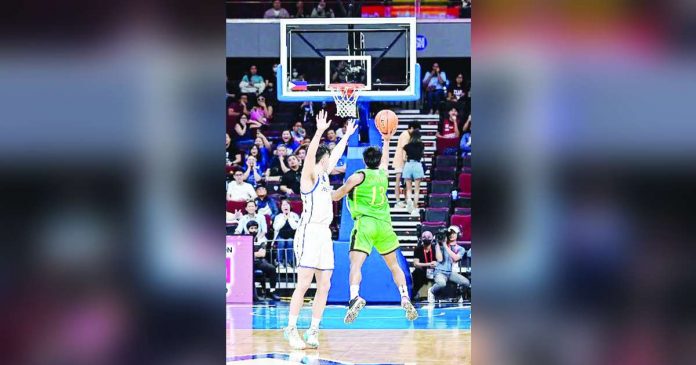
[401,298,419,321]
[405,199,414,213]
[284,326,307,350]
[411,208,421,217]
[395,201,406,208]
[427,288,435,304]
[303,327,320,349]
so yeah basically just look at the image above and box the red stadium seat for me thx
[226,200,247,213]
[419,221,447,237]
[435,137,460,155]
[289,200,303,215]
[431,180,455,194]
[450,215,471,241]
[458,173,471,197]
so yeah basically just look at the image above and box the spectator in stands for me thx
[227,169,257,202]
[335,120,348,139]
[280,130,300,154]
[292,0,307,18]
[249,220,281,301]
[255,95,274,121]
[234,200,268,236]
[242,154,264,186]
[403,129,425,215]
[311,0,335,17]
[280,155,302,195]
[263,0,290,19]
[422,63,448,114]
[233,114,256,142]
[460,115,471,157]
[436,107,461,140]
[393,122,421,208]
[294,146,307,165]
[226,133,242,166]
[323,128,339,144]
[446,73,467,115]
[272,199,301,267]
[255,183,278,218]
[239,65,266,96]
[267,144,290,182]
[264,64,278,104]
[411,231,438,301]
[428,225,470,303]
[254,132,273,166]
[290,121,306,144]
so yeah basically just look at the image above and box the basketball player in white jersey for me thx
[284,110,357,349]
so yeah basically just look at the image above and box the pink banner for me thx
[226,235,253,303]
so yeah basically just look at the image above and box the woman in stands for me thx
[255,95,274,121]
[436,106,461,140]
[402,129,426,215]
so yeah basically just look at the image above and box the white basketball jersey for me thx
[300,172,333,226]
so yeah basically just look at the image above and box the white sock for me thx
[310,317,321,330]
[288,315,298,327]
[398,285,409,299]
[350,285,360,299]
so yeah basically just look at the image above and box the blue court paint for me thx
[328,242,412,304]
[227,303,471,330]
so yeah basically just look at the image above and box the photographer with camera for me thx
[428,226,470,303]
[411,231,438,301]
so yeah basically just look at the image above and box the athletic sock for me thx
[288,315,298,328]
[350,285,360,300]
[310,317,321,330]
[398,285,409,299]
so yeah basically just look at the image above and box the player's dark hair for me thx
[315,145,331,163]
[408,122,420,130]
[363,146,382,169]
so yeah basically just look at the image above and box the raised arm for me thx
[257,131,272,150]
[331,172,364,201]
[300,110,331,191]
[435,243,444,262]
[444,244,463,262]
[327,119,357,171]
[379,130,396,171]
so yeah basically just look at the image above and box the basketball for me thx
[374,109,399,135]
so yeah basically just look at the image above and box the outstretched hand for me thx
[344,119,358,137]
[315,110,331,132]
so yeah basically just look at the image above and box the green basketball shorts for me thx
[349,216,400,255]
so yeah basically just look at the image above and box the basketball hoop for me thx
[328,83,365,118]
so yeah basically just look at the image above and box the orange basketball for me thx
[374,109,399,135]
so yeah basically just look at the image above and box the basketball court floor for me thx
[227,302,471,364]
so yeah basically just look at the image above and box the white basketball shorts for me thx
[293,223,334,270]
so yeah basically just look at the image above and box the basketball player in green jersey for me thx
[331,130,418,323]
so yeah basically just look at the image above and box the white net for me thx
[328,84,364,118]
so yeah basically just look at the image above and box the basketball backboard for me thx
[277,17,420,102]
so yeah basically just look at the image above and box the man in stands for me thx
[267,144,290,182]
[311,0,335,18]
[249,220,281,301]
[411,231,438,301]
[255,183,278,218]
[323,128,339,144]
[234,200,268,237]
[280,155,302,195]
[227,168,257,202]
[264,0,290,19]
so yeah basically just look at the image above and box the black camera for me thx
[435,228,449,244]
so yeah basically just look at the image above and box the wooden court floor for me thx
[228,329,471,364]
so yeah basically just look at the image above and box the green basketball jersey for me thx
[347,168,392,222]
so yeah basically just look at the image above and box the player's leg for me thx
[304,269,333,348]
[344,250,368,324]
[381,251,418,320]
[284,267,315,350]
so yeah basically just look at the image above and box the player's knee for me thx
[318,278,331,292]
